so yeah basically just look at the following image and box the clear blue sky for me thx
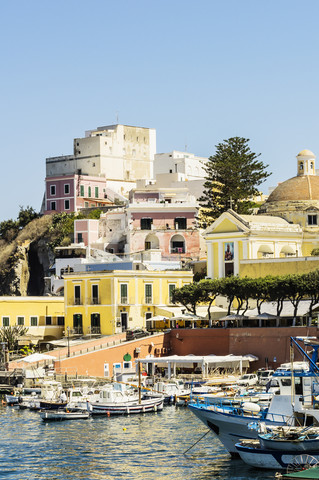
[1,0,319,221]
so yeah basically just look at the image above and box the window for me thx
[17,316,24,326]
[92,284,99,304]
[64,199,70,210]
[169,284,176,303]
[145,284,152,304]
[120,284,128,304]
[95,187,99,198]
[57,316,65,326]
[64,184,70,194]
[50,185,56,196]
[145,241,151,250]
[80,185,84,197]
[45,316,52,325]
[51,201,56,211]
[74,285,81,305]
[88,186,91,197]
[308,215,317,225]
[175,217,187,230]
[77,233,83,243]
[300,162,304,171]
[84,202,89,208]
[30,316,38,327]
[2,317,9,327]
[141,218,153,230]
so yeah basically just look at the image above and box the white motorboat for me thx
[40,410,90,421]
[87,383,164,415]
[258,425,319,452]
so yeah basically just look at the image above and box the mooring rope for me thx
[183,430,211,455]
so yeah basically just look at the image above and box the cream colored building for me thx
[46,124,156,196]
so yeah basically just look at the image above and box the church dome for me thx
[267,175,319,202]
[297,149,315,157]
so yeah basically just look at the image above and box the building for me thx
[45,124,156,198]
[154,150,208,200]
[0,296,65,345]
[63,269,193,336]
[205,149,319,279]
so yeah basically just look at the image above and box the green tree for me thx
[18,205,39,228]
[199,137,271,225]
[0,326,28,351]
[199,279,221,324]
[172,283,210,315]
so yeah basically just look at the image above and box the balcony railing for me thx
[92,297,99,305]
[145,297,152,305]
[120,297,128,304]
[88,326,101,335]
[74,298,82,305]
[73,327,83,335]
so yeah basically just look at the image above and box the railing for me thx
[145,297,152,305]
[120,297,128,304]
[92,297,99,305]
[74,298,82,305]
[88,326,101,335]
[73,327,83,335]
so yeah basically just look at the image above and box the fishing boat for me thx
[188,337,319,455]
[40,410,90,421]
[259,425,319,452]
[277,465,319,479]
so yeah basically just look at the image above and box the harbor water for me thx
[0,404,274,480]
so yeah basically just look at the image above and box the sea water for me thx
[0,405,274,480]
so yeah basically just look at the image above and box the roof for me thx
[297,149,315,157]
[266,175,319,202]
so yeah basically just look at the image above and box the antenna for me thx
[116,112,119,124]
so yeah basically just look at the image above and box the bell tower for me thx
[296,149,316,176]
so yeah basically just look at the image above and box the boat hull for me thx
[40,410,90,421]
[188,403,284,454]
[89,397,163,415]
[236,443,319,470]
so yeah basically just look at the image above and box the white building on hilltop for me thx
[45,124,156,197]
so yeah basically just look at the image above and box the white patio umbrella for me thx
[17,353,56,363]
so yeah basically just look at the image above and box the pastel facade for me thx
[64,270,193,336]
[205,149,319,279]
[44,174,112,214]
[126,186,201,260]
[205,210,302,278]
[0,297,65,343]
[154,150,208,180]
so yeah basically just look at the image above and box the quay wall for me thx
[168,326,318,371]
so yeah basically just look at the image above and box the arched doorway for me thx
[73,314,83,335]
[145,233,159,250]
[170,234,185,254]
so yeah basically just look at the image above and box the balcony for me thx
[120,297,128,305]
[88,326,101,335]
[145,297,152,305]
[74,298,82,305]
[73,327,83,335]
[92,297,99,305]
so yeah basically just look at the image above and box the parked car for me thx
[126,329,151,341]
[257,368,274,386]
[237,373,258,387]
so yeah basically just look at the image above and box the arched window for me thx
[299,161,304,171]
[170,234,185,253]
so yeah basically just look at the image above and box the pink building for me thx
[127,187,201,260]
[44,174,112,214]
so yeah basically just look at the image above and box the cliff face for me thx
[0,216,55,296]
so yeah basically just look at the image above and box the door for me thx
[121,312,128,332]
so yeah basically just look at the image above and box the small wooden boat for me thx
[40,410,90,421]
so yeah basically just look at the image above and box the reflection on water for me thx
[0,405,274,480]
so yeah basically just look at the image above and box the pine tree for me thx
[199,137,271,225]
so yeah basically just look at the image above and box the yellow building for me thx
[64,269,193,335]
[0,296,65,344]
[205,149,319,279]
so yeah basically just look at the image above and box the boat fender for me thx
[107,411,110,417]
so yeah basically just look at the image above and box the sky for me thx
[1,0,319,221]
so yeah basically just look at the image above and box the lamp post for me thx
[67,326,70,358]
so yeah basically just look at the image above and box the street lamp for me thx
[67,326,70,358]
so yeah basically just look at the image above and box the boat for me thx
[151,379,191,404]
[87,383,164,415]
[40,410,90,421]
[235,439,319,470]
[188,336,319,455]
[259,425,319,452]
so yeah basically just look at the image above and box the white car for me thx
[237,373,258,387]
